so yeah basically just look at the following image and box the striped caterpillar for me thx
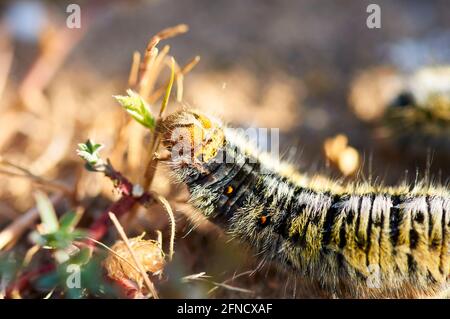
[349,65,450,160]
[161,110,450,298]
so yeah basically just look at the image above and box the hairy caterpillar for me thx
[161,110,450,298]
[349,65,450,159]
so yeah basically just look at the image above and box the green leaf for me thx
[76,139,104,166]
[160,57,175,116]
[29,230,47,246]
[41,229,86,250]
[69,247,92,266]
[37,257,121,298]
[35,191,59,234]
[59,211,78,231]
[114,90,155,130]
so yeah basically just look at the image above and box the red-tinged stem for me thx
[103,163,134,196]
[87,195,138,243]
[5,263,55,298]
[86,193,155,244]
[86,162,156,243]
[6,162,156,297]
[111,278,142,299]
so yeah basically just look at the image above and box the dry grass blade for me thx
[207,270,254,295]
[0,194,63,251]
[139,23,188,86]
[142,57,176,190]
[0,157,73,196]
[128,51,141,88]
[148,55,200,103]
[23,245,41,267]
[140,45,170,100]
[159,57,175,117]
[172,59,184,102]
[182,272,253,295]
[155,24,189,40]
[181,272,210,282]
[139,47,159,98]
[207,281,254,295]
[150,192,175,261]
[108,212,159,299]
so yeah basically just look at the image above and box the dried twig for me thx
[128,51,141,88]
[0,157,73,197]
[139,24,188,80]
[142,45,171,100]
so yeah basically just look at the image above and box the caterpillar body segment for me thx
[161,110,450,298]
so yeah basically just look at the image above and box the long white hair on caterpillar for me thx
[160,109,450,298]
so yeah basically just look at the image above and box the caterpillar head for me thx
[161,110,225,171]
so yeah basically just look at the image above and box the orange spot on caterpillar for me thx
[260,215,268,225]
[161,109,450,298]
[225,185,234,195]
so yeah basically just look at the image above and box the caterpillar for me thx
[349,65,450,160]
[161,110,450,298]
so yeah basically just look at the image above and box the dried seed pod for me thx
[104,236,165,289]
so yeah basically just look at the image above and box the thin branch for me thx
[0,157,73,197]
[0,169,73,197]
[5,263,55,298]
[140,45,170,100]
[138,24,188,89]
[159,57,175,117]
[154,24,189,40]
[83,158,155,243]
[128,51,141,88]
